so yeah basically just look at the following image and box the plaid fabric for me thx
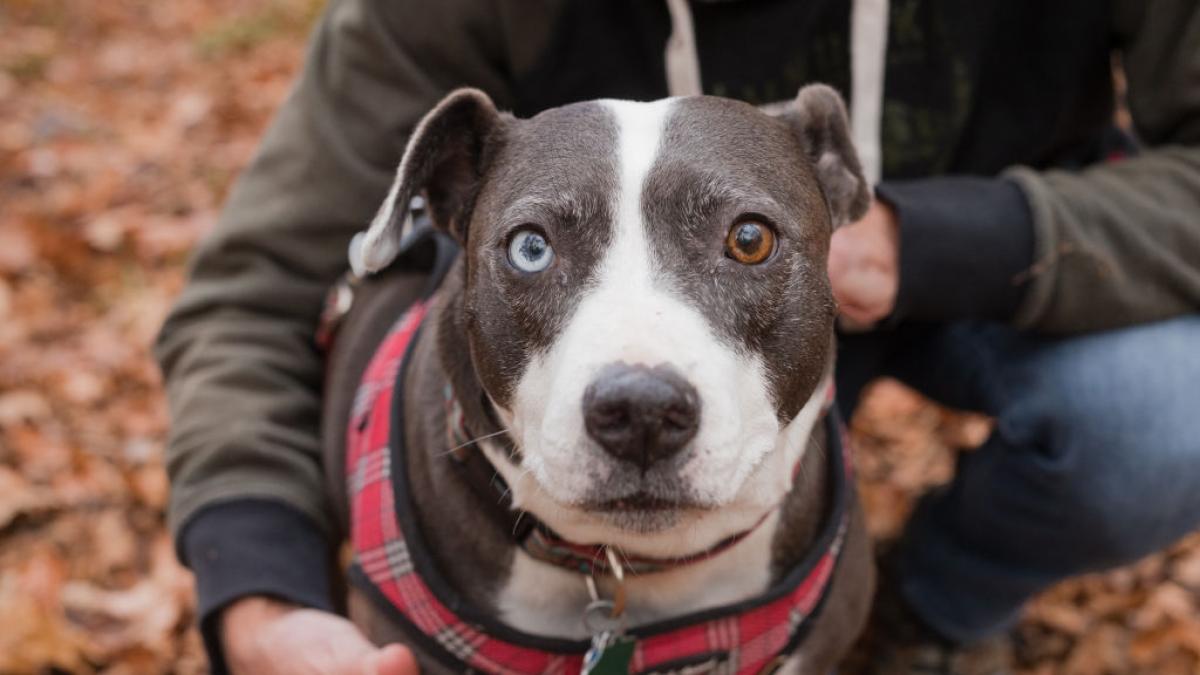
[348,304,849,675]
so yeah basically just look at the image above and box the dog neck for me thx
[397,279,833,639]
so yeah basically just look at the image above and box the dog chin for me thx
[543,491,712,540]
[589,506,686,535]
[578,492,710,534]
[529,472,774,555]
[535,488,770,558]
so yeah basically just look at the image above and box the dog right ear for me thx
[779,85,871,229]
[352,88,504,275]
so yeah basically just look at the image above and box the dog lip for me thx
[589,492,703,513]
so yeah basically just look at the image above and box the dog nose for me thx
[582,363,700,469]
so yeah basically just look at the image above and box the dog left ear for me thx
[780,85,871,228]
[354,88,505,274]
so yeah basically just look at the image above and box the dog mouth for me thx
[591,491,700,513]
[579,492,697,534]
[571,457,712,520]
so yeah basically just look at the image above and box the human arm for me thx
[154,0,518,669]
[831,0,1200,333]
[1005,0,1200,332]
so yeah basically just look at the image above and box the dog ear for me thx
[354,88,503,274]
[780,85,871,228]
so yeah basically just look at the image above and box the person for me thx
[155,1,1200,673]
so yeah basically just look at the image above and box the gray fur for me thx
[326,87,874,674]
[781,85,872,227]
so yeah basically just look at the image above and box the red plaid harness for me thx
[346,301,854,675]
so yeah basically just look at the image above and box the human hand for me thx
[828,200,899,332]
[222,596,418,675]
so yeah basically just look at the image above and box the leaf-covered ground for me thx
[1,1,1196,673]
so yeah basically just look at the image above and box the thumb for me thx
[363,644,419,675]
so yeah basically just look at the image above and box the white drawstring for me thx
[664,0,704,97]
[662,0,889,182]
[850,0,890,184]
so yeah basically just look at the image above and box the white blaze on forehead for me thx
[603,98,675,298]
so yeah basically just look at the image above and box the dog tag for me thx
[582,631,635,675]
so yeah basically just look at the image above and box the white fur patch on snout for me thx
[496,98,800,557]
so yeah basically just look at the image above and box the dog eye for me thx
[725,218,776,265]
[507,227,555,273]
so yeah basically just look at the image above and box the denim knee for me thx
[994,316,1200,567]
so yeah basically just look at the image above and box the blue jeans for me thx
[837,315,1200,643]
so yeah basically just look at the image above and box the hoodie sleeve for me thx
[879,0,1200,333]
[154,0,524,666]
[1002,0,1200,333]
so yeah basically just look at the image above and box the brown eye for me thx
[725,219,776,264]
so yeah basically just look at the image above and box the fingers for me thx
[833,270,893,329]
[362,644,419,675]
[324,622,386,675]
[827,197,899,330]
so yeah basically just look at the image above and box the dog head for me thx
[357,87,868,555]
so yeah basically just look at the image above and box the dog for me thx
[321,85,875,675]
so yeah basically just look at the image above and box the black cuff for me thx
[876,177,1035,324]
[180,499,335,675]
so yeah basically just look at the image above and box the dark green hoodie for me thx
[155,0,1200,668]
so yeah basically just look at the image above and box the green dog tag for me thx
[582,632,636,675]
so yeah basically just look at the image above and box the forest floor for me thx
[1,1,1197,673]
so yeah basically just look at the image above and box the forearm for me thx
[158,0,520,532]
[156,0,519,668]
[1006,147,1200,333]
[876,177,1035,325]
[1002,0,1200,333]
[878,146,1200,335]
[183,501,334,674]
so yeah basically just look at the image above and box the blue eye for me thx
[507,228,554,273]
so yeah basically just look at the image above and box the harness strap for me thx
[344,302,854,674]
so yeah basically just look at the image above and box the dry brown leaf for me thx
[1130,582,1196,631]
[1062,622,1128,675]
[0,465,60,530]
[60,536,194,666]
[0,278,11,319]
[1025,600,1092,636]
[1172,545,1200,591]
[1129,619,1200,667]
[0,547,88,673]
[0,389,52,426]
[0,223,37,273]
[129,464,169,510]
[90,509,140,576]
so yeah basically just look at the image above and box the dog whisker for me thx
[499,464,535,505]
[436,428,511,457]
[512,510,529,537]
[615,546,638,578]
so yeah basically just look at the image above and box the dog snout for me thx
[582,363,700,470]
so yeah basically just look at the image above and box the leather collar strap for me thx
[346,302,853,675]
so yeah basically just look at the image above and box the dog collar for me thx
[346,301,853,675]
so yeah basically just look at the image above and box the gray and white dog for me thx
[323,85,875,674]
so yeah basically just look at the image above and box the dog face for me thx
[358,88,868,554]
